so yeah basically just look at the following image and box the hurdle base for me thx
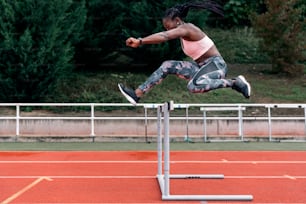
[157,174,253,201]
[162,194,253,201]
[169,174,224,179]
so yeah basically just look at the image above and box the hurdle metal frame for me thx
[155,101,253,201]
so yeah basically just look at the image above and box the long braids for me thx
[163,0,224,20]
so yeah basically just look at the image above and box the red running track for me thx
[0,151,306,204]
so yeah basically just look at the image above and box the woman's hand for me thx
[126,37,141,48]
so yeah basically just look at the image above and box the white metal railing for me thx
[0,103,305,142]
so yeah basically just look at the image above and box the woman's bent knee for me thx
[187,81,209,93]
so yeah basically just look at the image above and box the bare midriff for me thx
[195,45,221,64]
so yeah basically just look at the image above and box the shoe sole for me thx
[238,75,251,98]
[118,83,137,105]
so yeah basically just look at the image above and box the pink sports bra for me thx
[181,35,214,60]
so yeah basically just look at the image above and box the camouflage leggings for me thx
[138,56,233,94]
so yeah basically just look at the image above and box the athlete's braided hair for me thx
[163,0,224,20]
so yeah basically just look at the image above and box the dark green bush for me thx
[207,27,269,63]
[207,0,265,28]
[251,0,305,76]
[0,0,86,102]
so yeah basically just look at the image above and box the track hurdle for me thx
[156,101,253,201]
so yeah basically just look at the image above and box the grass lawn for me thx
[72,64,305,105]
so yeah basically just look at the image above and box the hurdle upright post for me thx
[162,101,172,196]
[157,105,162,178]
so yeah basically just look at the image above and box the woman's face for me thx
[162,18,177,30]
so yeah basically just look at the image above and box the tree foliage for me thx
[1,0,299,102]
[75,0,266,71]
[0,0,86,102]
[251,0,305,76]
[207,0,265,28]
[75,0,211,71]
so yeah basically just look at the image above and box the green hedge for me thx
[0,0,86,102]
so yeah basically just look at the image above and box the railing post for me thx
[15,104,20,141]
[91,104,95,142]
[304,107,306,137]
[203,110,207,142]
[144,106,148,143]
[267,106,272,141]
[238,105,244,141]
[184,105,192,142]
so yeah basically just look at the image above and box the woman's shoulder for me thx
[185,23,202,29]
[182,23,205,40]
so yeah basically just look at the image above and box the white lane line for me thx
[1,160,306,164]
[6,203,305,204]
[284,174,296,180]
[3,203,303,204]
[0,176,153,179]
[1,176,52,204]
[0,175,306,179]
[236,175,303,180]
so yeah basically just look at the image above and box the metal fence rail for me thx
[0,103,305,142]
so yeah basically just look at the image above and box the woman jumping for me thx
[118,1,251,105]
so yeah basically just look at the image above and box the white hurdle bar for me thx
[155,101,253,201]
